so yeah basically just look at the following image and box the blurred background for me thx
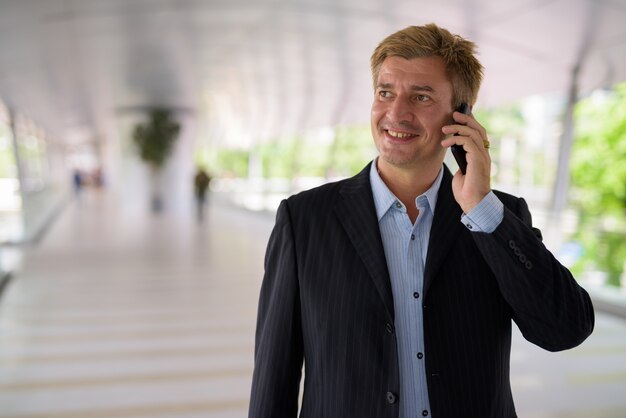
[0,0,625,417]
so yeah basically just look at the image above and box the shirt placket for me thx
[412,199,430,416]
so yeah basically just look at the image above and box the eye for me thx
[378,90,393,98]
[416,94,430,102]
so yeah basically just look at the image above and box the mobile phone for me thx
[450,103,471,174]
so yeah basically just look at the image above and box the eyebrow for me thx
[376,83,435,92]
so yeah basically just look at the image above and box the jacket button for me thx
[509,240,516,249]
[519,254,527,263]
[385,323,394,334]
[386,391,397,404]
[525,260,533,270]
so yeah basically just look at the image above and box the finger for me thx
[442,124,470,136]
[441,125,482,145]
[442,125,489,152]
[452,110,472,124]
[440,132,481,151]
[452,112,488,140]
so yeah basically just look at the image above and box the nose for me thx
[388,96,414,124]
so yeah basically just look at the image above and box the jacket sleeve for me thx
[471,197,594,352]
[248,200,303,418]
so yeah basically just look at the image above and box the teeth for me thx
[387,130,413,138]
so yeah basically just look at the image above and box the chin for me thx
[379,153,417,168]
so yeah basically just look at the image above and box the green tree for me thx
[570,84,626,286]
[215,148,249,178]
[326,125,375,178]
[257,139,299,178]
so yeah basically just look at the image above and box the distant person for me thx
[249,23,594,418]
[72,169,82,196]
[194,167,211,221]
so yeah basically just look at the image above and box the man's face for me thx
[371,56,454,170]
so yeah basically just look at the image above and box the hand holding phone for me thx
[450,103,471,174]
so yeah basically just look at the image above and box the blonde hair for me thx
[370,23,484,108]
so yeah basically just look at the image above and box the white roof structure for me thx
[0,0,625,149]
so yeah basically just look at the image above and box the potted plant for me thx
[132,108,181,212]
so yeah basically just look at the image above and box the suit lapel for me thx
[334,163,395,320]
[423,167,464,299]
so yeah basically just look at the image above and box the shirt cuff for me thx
[460,191,503,233]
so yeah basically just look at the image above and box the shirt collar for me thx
[369,158,443,222]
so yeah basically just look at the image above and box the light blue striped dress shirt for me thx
[369,159,503,418]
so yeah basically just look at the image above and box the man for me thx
[194,167,211,221]
[249,23,594,418]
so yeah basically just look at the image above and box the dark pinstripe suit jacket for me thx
[249,163,594,418]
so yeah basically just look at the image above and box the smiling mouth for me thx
[385,129,417,139]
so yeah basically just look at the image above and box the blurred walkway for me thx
[0,190,273,418]
[0,190,625,417]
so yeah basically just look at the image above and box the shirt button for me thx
[413,291,420,299]
[466,223,473,229]
[422,410,429,416]
[411,234,415,240]
[395,202,402,209]
[417,352,424,359]
[386,391,397,404]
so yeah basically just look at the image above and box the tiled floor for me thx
[0,190,625,417]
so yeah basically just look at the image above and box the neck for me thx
[376,158,442,208]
